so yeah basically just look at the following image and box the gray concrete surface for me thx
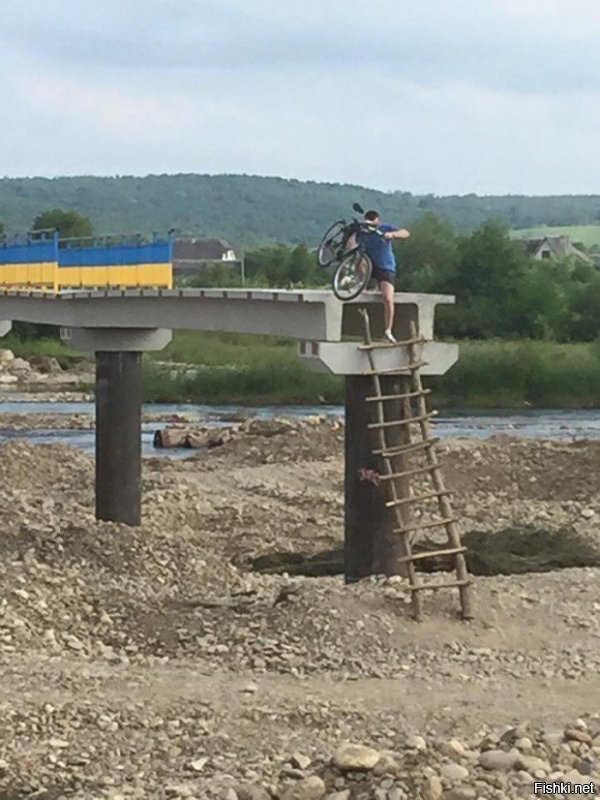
[298,340,458,376]
[61,327,173,353]
[0,288,453,344]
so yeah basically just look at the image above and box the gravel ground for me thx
[0,418,599,799]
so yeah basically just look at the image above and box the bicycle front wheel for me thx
[317,220,346,267]
[332,250,372,301]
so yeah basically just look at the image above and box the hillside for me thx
[2,173,600,245]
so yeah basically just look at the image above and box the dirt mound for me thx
[0,440,93,492]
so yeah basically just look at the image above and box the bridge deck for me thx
[0,288,454,342]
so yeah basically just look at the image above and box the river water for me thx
[1,401,600,456]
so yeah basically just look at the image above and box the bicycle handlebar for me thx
[352,219,386,237]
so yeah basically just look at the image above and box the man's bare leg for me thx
[380,279,395,341]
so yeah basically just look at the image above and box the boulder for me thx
[332,743,381,771]
[236,785,271,800]
[280,776,326,800]
[28,355,63,373]
[7,357,31,373]
[478,750,519,771]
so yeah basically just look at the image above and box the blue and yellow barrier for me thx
[0,233,173,291]
[0,235,60,291]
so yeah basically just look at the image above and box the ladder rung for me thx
[362,361,427,375]
[393,517,456,535]
[373,438,440,457]
[395,547,467,565]
[368,413,435,430]
[358,336,425,350]
[379,463,440,481]
[386,490,451,507]
[411,579,472,592]
[366,389,431,402]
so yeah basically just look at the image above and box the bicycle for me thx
[316,202,385,301]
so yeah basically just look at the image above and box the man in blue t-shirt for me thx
[353,210,410,343]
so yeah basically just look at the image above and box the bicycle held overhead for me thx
[317,203,410,342]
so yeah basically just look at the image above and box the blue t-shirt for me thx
[357,223,398,271]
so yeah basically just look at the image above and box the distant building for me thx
[522,235,594,266]
[173,238,238,274]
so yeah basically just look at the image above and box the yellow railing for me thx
[0,262,172,291]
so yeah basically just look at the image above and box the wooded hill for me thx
[2,173,600,245]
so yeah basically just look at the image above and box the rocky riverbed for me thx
[0,417,599,799]
[0,348,94,397]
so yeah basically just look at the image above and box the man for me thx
[354,210,410,343]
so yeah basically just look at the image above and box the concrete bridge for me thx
[0,287,458,581]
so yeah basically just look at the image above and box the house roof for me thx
[174,238,235,261]
[521,236,594,265]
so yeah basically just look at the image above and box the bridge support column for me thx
[344,374,411,582]
[0,321,12,337]
[61,327,172,526]
[96,352,142,525]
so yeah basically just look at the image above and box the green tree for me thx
[511,262,569,340]
[394,213,458,292]
[31,208,93,239]
[566,273,600,341]
[448,221,530,338]
[287,244,316,285]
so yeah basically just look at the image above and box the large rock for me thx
[0,348,14,365]
[7,357,31,373]
[440,763,469,782]
[516,754,550,773]
[421,775,443,799]
[332,743,381,771]
[236,785,271,800]
[28,355,63,373]
[280,776,326,800]
[242,417,298,436]
[478,750,519,771]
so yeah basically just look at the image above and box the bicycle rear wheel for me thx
[332,250,372,301]
[317,220,346,267]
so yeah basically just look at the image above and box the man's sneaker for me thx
[384,330,397,344]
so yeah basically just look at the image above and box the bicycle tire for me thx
[317,220,346,267]
[332,250,372,301]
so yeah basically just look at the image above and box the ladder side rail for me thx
[407,322,473,619]
[359,310,423,620]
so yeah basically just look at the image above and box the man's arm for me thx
[384,228,410,240]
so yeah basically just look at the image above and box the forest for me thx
[2,173,600,245]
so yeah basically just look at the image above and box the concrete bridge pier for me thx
[0,320,12,337]
[344,374,412,581]
[298,299,458,583]
[60,328,172,526]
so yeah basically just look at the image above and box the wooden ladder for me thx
[359,309,473,621]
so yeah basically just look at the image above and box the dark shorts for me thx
[372,266,395,285]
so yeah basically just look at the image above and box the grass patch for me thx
[144,330,342,404]
[430,339,600,408]
[511,224,600,248]
[0,333,76,359]
[4,330,600,408]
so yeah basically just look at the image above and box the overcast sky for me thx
[2,0,599,194]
